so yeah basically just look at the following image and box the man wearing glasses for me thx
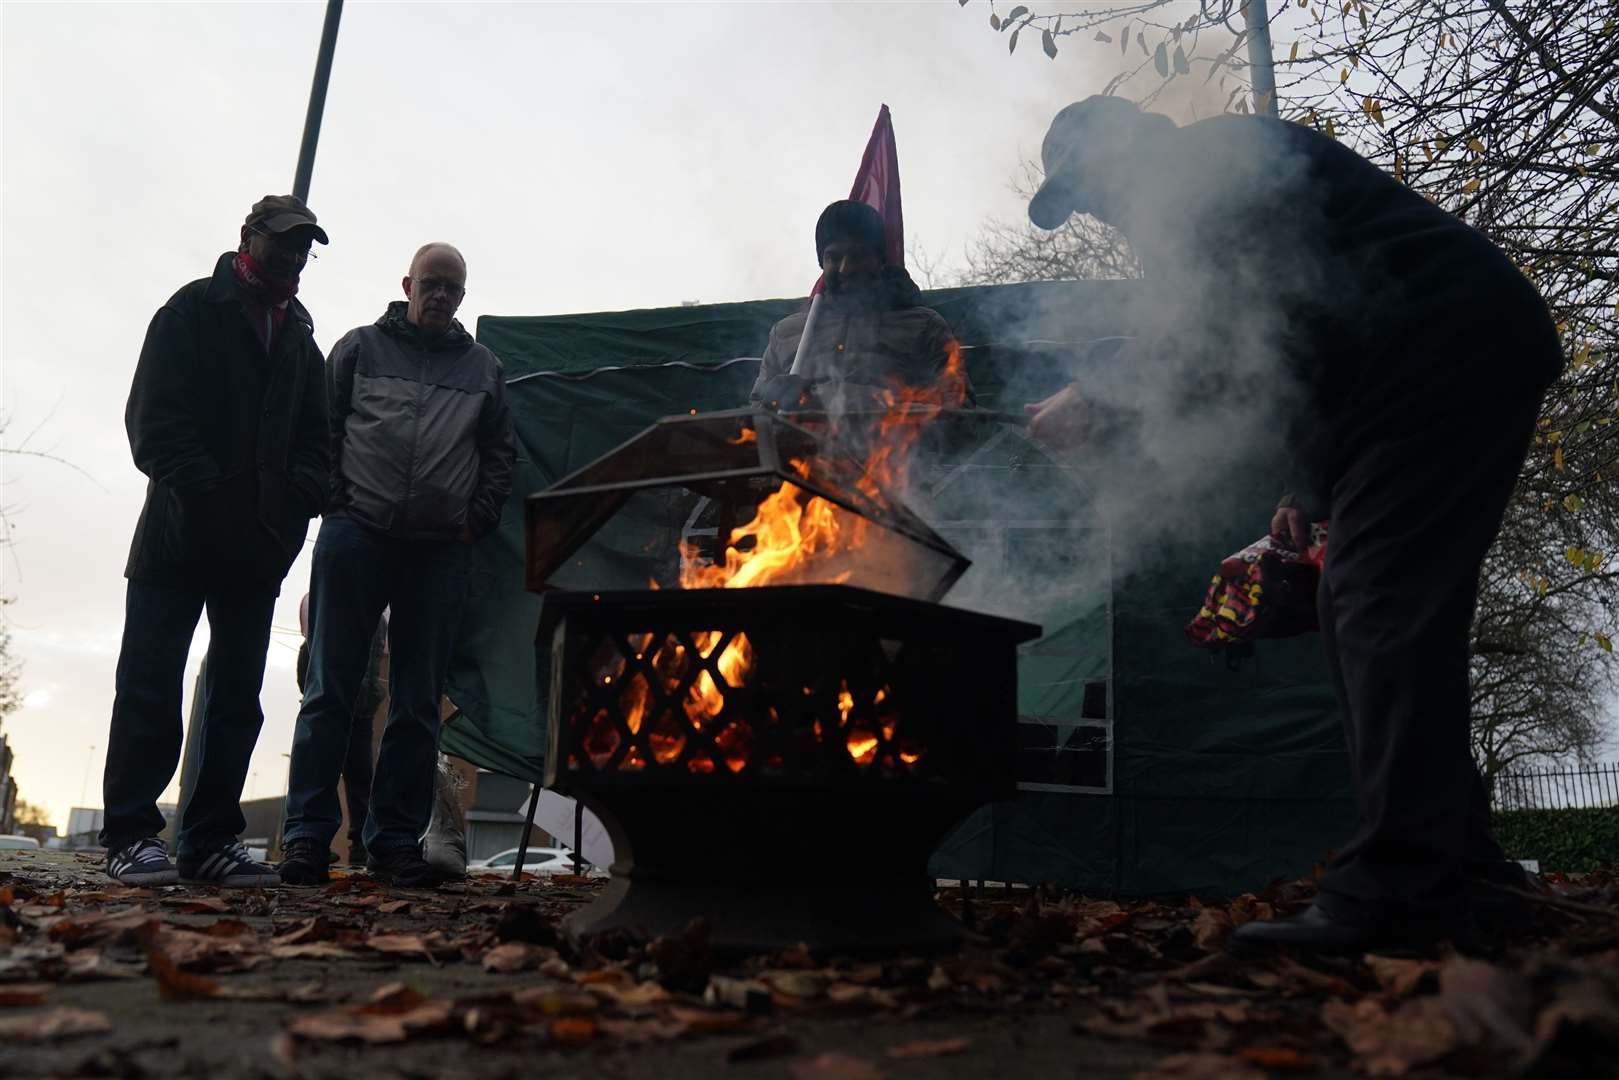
[279,243,515,888]
[103,196,329,886]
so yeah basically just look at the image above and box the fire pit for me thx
[527,403,1039,952]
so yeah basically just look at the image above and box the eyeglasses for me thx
[411,277,466,300]
[249,225,317,259]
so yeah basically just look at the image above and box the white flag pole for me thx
[787,292,823,377]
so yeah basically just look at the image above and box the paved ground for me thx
[2,850,1616,1078]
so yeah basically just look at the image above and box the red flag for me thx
[791,106,904,371]
[810,104,903,298]
[848,103,904,268]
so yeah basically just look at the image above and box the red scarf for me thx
[233,251,299,305]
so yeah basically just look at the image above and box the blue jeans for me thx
[282,516,471,855]
[101,579,278,858]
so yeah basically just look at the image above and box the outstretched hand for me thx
[1024,383,1090,449]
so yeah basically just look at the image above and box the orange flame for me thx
[589,343,964,775]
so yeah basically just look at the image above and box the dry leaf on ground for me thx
[289,997,457,1043]
[1132,1051,1266,1080]
[271,916,346,946]
[46,909,156,950]
[270,942,358,961]
[165,897,233,914]
[761,969,829,999]
[1364,956,1437,999]
[63,951,143,981]
[667,1005,751,1034]
[481,941,554,973]
[550,1016,597,1044]
[1237,1046,1316,1071]
[0,983,51,1006]
[0,1007,111,1040]
[1322,996,1456,1076]
[1437,957,1535,1058]
[594,1017,690,1042]
[788,1052,887,1080]
[201,918,255,938]
[886,1035,972,1058]
[365,931,461,964]
[1192,906,1234,951]
[146,944,223,1001]
[589,978,672,1009]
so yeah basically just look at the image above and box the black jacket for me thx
[1113,116,1563,511]
[326,302,515,541]
[123,253,328,586]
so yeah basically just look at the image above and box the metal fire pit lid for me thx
[524,408,971,601]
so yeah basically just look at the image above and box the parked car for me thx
[0,835,42,851]
[468,846,604,877]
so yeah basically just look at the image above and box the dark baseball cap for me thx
[1028,96,1144,230]
[245,195,329,245]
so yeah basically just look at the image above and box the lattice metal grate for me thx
[544,585,1039,795]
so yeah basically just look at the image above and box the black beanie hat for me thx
[815,200,886,265]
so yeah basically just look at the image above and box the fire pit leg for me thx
[556,786,977,955]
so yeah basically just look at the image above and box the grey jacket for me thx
[327,302,516,541]
[750,293,961,409]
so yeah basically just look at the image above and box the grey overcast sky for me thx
[1,0,1125,830]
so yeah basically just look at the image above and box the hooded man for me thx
[278,242,515,888]
[102,195,330,887]
[750,200,963,412]
[1022,97,1562,952]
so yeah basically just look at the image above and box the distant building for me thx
[71,804,176,849]
[0,734,15,834]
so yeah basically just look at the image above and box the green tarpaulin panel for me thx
[442,281,1350,895]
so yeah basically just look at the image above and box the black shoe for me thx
[1227,900,1460,955]
[278,837,330,886]
[366,846,450,889]
[178,842,280,888]
[106,837,179,886]
[1467,866,1551,934]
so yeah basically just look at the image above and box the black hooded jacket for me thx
[123,252,328,587]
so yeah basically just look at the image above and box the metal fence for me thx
[1492,762,1619,811]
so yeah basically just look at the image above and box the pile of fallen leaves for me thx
[2,851,1619,1077]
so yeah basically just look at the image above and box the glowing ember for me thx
[649,712,687,764]
[714,720,754,773]
[837,680,855,726]
[584,710,621,768]
[619,672,651,735]
[846,729,879,765]
[688,752,716,774]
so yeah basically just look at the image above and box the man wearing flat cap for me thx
[751,200,963,412]
[1022,97,1562,951]
[100,195,330,887]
